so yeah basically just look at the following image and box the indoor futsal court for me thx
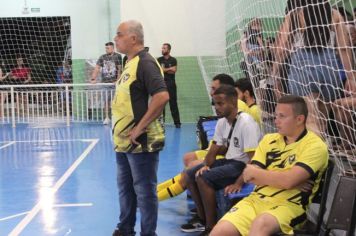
[0,123,199,235]
[1,0,356,235]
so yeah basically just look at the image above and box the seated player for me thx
[157,75,261,201]
[210,95,328,236]
[180,85,261,235]
[235,78,261,125]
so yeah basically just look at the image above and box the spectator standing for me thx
[91,42,122,125]
[157,43,181,128]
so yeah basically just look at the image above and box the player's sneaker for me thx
[180,215,205,232]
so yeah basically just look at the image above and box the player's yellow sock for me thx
[157,173,182,191]
[158,181,185,201]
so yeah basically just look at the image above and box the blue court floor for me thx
[0,123,199,236]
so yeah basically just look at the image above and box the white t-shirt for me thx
[213,112,262,163]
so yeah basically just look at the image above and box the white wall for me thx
[0,0,225,58]
[0,0,121,59]
[120,0,226,57]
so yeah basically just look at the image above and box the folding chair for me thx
[291,159,335,235]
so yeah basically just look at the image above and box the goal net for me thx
[0,1,355,175]
[197,0,356,176]
[0,16,114,124]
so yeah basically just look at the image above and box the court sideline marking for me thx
[8,139,99,236]
[0,141,16,150]
[0,203,93,222]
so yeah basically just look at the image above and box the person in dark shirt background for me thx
[157,43,181,128]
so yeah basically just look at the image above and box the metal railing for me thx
[0,83,115,127]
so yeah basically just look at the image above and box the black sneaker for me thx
[175,124,181,128]
[112,229,122,236]
[180,216,205,232]
[112,228,135,236]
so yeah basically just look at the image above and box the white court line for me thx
[0,212,28,222]
[0,203,93,222]
[0,141,16,150]
[8,139,99,236]
[0,139,97,143]
[52,203,93,208]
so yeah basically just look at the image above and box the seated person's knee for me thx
[186,159,204,169]
[183,152,197,167]
[210,221,240,236]
[250,213,280,235]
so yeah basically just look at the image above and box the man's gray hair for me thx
[126,20,144,44]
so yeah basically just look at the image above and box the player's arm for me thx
[271,11,294,95]
[164,58,177,74]
[224,151,255,195]
[196,119,226,177]
[164,66,177,74]
[204,141,223,167]
[333,9,356,92]
[204,119,226,167]
[130,91,169,145]
[195,142,221,177]
[243,164,311,190]
[129,59,169,144]
[9,70,16,79]
[24,70,31,84]
[91,64,101,83]
[0,69,8,80]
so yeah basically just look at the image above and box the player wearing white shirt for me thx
[181,85,261,235]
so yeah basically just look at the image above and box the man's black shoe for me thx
[175,124,181,128]
[112,229,122,236]
[180,215,205,232]
[112,228,135,236]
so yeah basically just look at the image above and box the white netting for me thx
[0,17,72,84]
[0,1,355,175]
[197,0,356,175]
[0,17,117,124]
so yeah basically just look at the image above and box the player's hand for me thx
[243,164,257,183]
[296,180,314,192]
[90,78,97,84]
[344,77,356,94]
[224,183,243,196]
[128,126,145,145]
[195,165,210,177]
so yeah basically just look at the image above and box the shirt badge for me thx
[234,137,239,148]
[118,73,130,84]
[288,154,296,164]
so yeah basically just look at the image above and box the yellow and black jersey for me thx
[112,50,167,153]
[250,130,328,208]
[237,99,249,114]
[248,103,261,125]
[238,100,261,125]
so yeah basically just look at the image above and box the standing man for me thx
[91,42,122,125]
[112,20,169,236]
[157,43,181,128]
